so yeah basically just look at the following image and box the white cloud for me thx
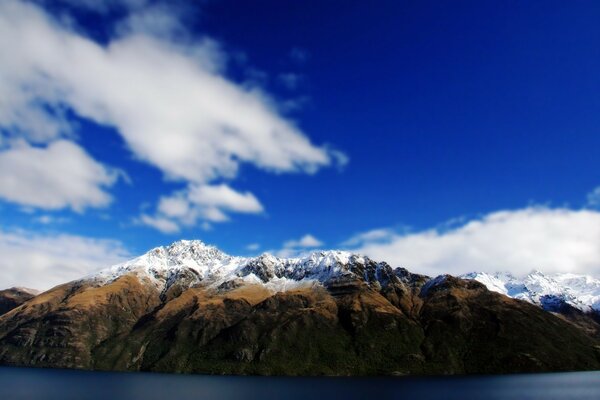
[0,140,120,212]
[284,234,324,249]
[342,228,397,247]
[0,229,131,290]
[157,195,192,219]
[269,234,324,258]
[0,0,343,229]
[140,183,264,232]
[246,243,260,251]
[138,214,180,234]
[347,207,600,278]
[188,184,263,214]
[587,186,600,208]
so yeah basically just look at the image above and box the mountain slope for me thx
[1,240,600,376]
[0,287,39,316]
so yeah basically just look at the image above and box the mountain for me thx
[0,287,39,316]
[461,271,600,312]
[462,271,600,338]
[1,240,600,376]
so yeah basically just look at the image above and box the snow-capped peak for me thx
[93,240,242,285]
[461,270,600,312]
[89,240,379,293]
[157,239,228,264]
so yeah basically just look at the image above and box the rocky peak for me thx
[162,240,227,262]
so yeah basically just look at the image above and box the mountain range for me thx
[1,240,600,375]
[462,271,600,312]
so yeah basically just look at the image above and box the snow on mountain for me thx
[86,239,600,314]
[93,240,243,286]
[462,270,600,312]
[88,239,375,293]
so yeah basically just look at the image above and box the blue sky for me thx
[2,0,600,289]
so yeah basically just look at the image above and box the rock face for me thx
[1,240,600,376]
[0,287,39,316]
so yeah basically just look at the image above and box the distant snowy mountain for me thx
[461,271,600,312]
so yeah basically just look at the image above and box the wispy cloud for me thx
[246,243,260,251]
[34,215,70,225]
[342,228,397,247]
[289,47,309,64]
[278,72,303,90]
[586,186,600,208]
[284,234,324,249]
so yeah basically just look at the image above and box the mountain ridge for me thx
[461,270,600,312]
[89,239,600,315]
[86,239,409,301]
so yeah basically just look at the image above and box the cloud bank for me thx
[0,229,131,290]
[346,207,600,278]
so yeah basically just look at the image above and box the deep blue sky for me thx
[3,0,600,257]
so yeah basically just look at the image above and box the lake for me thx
[0,367,598,400]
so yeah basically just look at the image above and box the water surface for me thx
[0,367,598,400]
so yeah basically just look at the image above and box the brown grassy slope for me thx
[1,272,599,375]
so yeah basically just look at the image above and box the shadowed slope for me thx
[0,288,39,316]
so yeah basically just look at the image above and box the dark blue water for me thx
[0,367,599,400]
